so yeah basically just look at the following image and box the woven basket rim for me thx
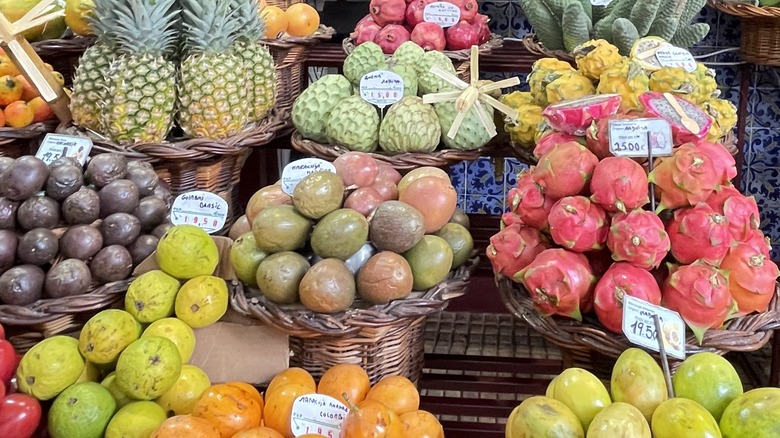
[291,130,490,171]
[0,120,58,140]
[31,35,97,56]
[263,25,336,49]
[708,0,780,19]
[342,33,503,61]
[522,34,575,62]
[231,254,480,339]
[498,275,780,360]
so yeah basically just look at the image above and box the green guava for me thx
[156,225,219,280]
[229,231,268,286]
[17,336,85,401]
[101,372,134,409]
[78,309,142,366]
[105,401,168,438]
[48,382,117,438]
[115,336,182,400]
[125,270,181,323]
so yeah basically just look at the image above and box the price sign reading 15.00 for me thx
[608,118,673,158]
[622,295,686,360]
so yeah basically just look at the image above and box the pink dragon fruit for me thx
[648,142,722,212]
[507,169,555,230]
[352,16,383,45]
[607,210,671,270]
[444,0,479,21]
[500,211,524,228]
[533,132,582,159]
[692,139,737,184]
[532,141,599,200]
[548,196,609,252]
[471,13,491,44]
[662,261,737,344]
[370,0,406,26]
[667,203,734,266]
[543,95,622,137]
[411,22,446,51]
[594,262,662,334]
[704,186,760,243]
[405,0,435,28]
[640,92,713,144]
[445,20,481,50]
[486,223,549,281]
[721,237,780,315]
[517,248,596,320]
[375,24,411,54]
[590,157,650,213]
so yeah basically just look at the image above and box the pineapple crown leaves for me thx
[180,0,242,54]
[111,0,180,57]
[230,0,266,43]
[88,0,121,45]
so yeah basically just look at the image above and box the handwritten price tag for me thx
[281,158,337,195]
[36,134,92,166]
[290,394,348,437]
[359,71,404,108]
[608,118,673,158]
[170,190,229,234]
[622,295,686,360]
[656,44,697,73]
[423,2,461,27]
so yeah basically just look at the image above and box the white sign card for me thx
[170,190,229,234]
[622,295,686,360]
[656,44,697,73]
[36,133,92,166]
[608,118,674,158]
[291,393,348,437]
[423,2,461,27]
[360,71,405,109]
[281,158,337,195]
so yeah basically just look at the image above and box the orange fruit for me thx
[260,6,288,39]
[28,97,54,123]
[151,415,221,438]
[400,410,444,438]
[0,75,23,106]
[0,110,5,127]
[317,364,371,406]
[284,3,319,37]
[341,399,404,438]
[0,56,20,77]
[15,75,39,101]
[263,382,316,437]
[4,101,34,128]
[227,381,264,407]
[232,427,285,438]
[192,384,263,437]
[265,368,316,400]
[365,375,420,416]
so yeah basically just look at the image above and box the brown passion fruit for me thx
[90,245,133,283]
[356,251,413,304]
[85,153,127,188]
[59,225,104,260]
[45,259,92,299]
[17,196,60,230]
[17,228,59,266]
[0,265,45,305]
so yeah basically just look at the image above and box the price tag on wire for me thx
[655,44,697,73]
[622,295,686,360]
[281,158,337,195]
[170,190,228,234]
[608,118,673,158]
[290,393,348,437]
[36,133,92,166]
[360,71,404,109]
[423,2,461,27]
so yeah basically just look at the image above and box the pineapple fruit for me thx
[232,0,276,122]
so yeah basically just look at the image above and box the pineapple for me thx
[102,0,179,144]
[232,0,276,122]
[597,61,650,112]
[178,0,248,138]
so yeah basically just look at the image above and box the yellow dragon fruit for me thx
[690,63,719,105]
[573,40,624,81]
[597,61,649,112]
[704,98,738,142]
[504,104,544,147]
[546,71,596,104]
[648,67,699,101]
[500,91,536,108]
[528,58,576,106]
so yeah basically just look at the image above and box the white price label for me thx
[423,2,461,27]
[656,44,697,73]
[359,71,404,109]
[170,190,228,234]
[281,158,337,195]
[608,118,673,158]
[590,0,615,5]
[36,134,92,166]
[622,295,686,360]
[290,394,348,437]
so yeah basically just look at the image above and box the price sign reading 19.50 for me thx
[608,118,673,158]
[622,295,686,360]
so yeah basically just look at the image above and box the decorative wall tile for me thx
[503,158,529,190]
[717,12,741,47]
[466,194,504,215]
[748,88,780,128]
[448,162,467,198]
[466,157,504,195]
[480,72,529,93]
[742,129,780,256]
[479,1,513,37]
[754,66,780,88]
[693,7,720,48]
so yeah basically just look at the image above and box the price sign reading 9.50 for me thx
[622,295,686,360]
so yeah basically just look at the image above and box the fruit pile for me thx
[0,51,64,128]
[259,2,322,39]
[0,153,173,306]
[351,0,491,53]
[500,38,738,148]
[506,348,780,438]
[70,0,275,144]
[229,152,473,313]
[293,41,498,153]
[0,324,41,438]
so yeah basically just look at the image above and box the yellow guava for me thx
[101,372,134,409]
[156,225,219,280]
[104,401,168,438]
[115,336,182,400]
[17,336,85,401]
[142,317,196,363]
[125,270,181,323]
[78,309,142,366]
[174,275,228,328]
[74,361,101,384]
[155,364,211,416]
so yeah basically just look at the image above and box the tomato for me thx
[0,341,17,385]
[0,394,42,438]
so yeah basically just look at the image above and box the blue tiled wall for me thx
[452,4,780,258]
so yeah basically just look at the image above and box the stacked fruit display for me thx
[260,2,322,39]
[69,0,275,144]
[0,52,64,128]
[0,153,173,306]
[350,0,492,53]
[0,324,41,438]
[506,348,780,438]
[230,152,473,313]
[500,38,738,149]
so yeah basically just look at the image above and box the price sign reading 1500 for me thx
[612,142,643,153]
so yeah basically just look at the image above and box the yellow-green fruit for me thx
[78,309,143,366]
[505,396,584,438]
[673,352,743,422]
[105,401,168,438]
[101,372,134,409]
[292,171,345,220]
[48,382,116,438]
[403,235,454,290]
[610,348,668,422]
[546,367,612,431]
[143,317,196,363]
[17,336,85,401]
[125,270,181,323]
[719,387,780,438]
[155,364,211,416]
[504,104,544,148]
[115,336,182,400]
[0,0,66,42]
[156,225,219,280]
[651,398,721,438]
[174,275,229,328]
[229,232,268,286]
[435,223,474,269]
[74,361,101,384]
[587,402,651,438]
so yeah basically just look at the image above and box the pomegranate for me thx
[662,262,736,344]
[345,187,383,217]
[411,22,446,51]
[704,186,760,242]
[648,142,722,212]
[370,0,406,26]
[594,263,662,334]
[444,0,478,21]
[607,210,671,270]
[334,151,379,187]
[721,238,780,315]
[590,157,649,213]
[472,13,491,44]
[486,224,549,281]
[507,169,554,230]
[517,248,596,321]
[532,141,599,200]
[398,176,457,233]
[533,132,582,159]
[353,22,383,46]
[667,203,733,266]
[405,0,435,28]
[375,24,411,54]
[547,196,609,253]
[369,176,399,201]
[445,20,481,50]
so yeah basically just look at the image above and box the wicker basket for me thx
[232,255,479,383]
[498,276,780,374]
[32,36,96,85]
[342,33,504,61]
[0,121,58,159]
[709,0,780,66]
[521,34,575,63]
